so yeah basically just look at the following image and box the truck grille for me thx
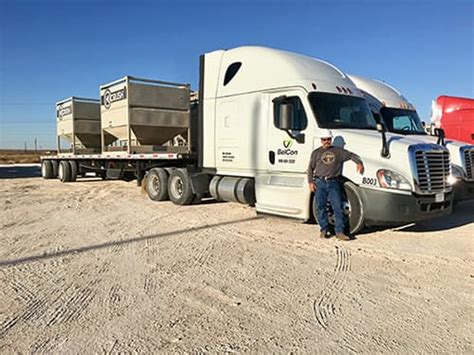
[414,150,450,193]
[464,149,474,180]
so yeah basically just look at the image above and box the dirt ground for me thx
[0,174,473,353]
[0,150,54,165]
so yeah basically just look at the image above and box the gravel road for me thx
[1,177,473,353]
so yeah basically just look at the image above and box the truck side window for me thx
[223,62,242,86]
[274,96,308,131]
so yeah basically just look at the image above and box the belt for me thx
[315,176,339,181]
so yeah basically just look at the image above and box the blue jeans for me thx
[314,178,345,234]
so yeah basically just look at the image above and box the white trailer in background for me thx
[42,46,453,233]
[348,74,474,202]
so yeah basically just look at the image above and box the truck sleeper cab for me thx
[348,74,474,203]
[432,95,474,144]
[200,47,452,233]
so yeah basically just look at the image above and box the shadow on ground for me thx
[353,201,474,236]
[0,216,262,269]
[0,165,41,179]
[395,200,474,232]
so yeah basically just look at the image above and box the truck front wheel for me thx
[312,181,364,235]
[146,168,169,201]
[343,182,365,235]
[168,168,194,205]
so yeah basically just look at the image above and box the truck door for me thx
[267,91,311,173]
[254,90,313,220]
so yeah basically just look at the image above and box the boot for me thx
[336,233,351,241]
[320,230,331,239]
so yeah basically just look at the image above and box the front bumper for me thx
[453,180,474,202]
[358,187,453,226]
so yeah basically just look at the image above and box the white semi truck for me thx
[348,74,474,202]
[41,46,453,233]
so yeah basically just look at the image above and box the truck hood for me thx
[325,129,447,185]
[385,134,474,169]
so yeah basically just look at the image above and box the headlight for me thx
[451,165,465,178]
[448,165,465,185]
[377,169,412,190]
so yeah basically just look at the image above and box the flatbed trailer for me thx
[41,151,196,184]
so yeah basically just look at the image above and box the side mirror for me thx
[372,112,382,124]
[295,133,305,144]
[421,121,426,127]
[434,127,445,139]
[434,127,446,146]
[376,123,390,158]
[279,102,295,130]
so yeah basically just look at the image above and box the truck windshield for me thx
[308,92,377,130]
[380,108,427,135]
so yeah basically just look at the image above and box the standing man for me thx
[307,129,364,241]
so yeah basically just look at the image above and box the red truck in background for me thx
[431,95,474,144]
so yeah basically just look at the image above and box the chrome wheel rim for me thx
[327,201,351,226]
[170,176,183,198]
[150,175,160,194]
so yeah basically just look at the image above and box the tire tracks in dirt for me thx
[313,245,351,330]
[313,245,368,353]
[0,260,111,339]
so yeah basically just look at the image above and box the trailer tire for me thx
[41,160,53,179]
[146,168,169,201]
[58,160,72,183]
[69,160,77,182]
[168,168,194,205]
[312,181,364,235]
[51,160,58,177]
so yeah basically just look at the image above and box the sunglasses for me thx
[321,138,332,142]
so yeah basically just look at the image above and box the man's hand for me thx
[309,182,316,192]
[356,163,364,175]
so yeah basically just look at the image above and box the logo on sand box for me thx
[102,87,127,109]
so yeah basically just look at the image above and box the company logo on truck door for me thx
[102,87,127,109]
[278,139,298,155]
[56,105,72,118]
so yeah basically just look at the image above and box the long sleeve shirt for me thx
[307,146,363,182]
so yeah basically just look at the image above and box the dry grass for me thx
[0,150,56,164]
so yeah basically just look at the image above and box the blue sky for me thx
[1,0,473,149]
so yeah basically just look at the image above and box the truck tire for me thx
[69,160,78,182]
[168,168,194,205]
[58,160,72,183]
[146,168,169,201]
[41,160,53,179]
[51,160,58,178]
[312,181,364,235]
[343,182,365,235]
